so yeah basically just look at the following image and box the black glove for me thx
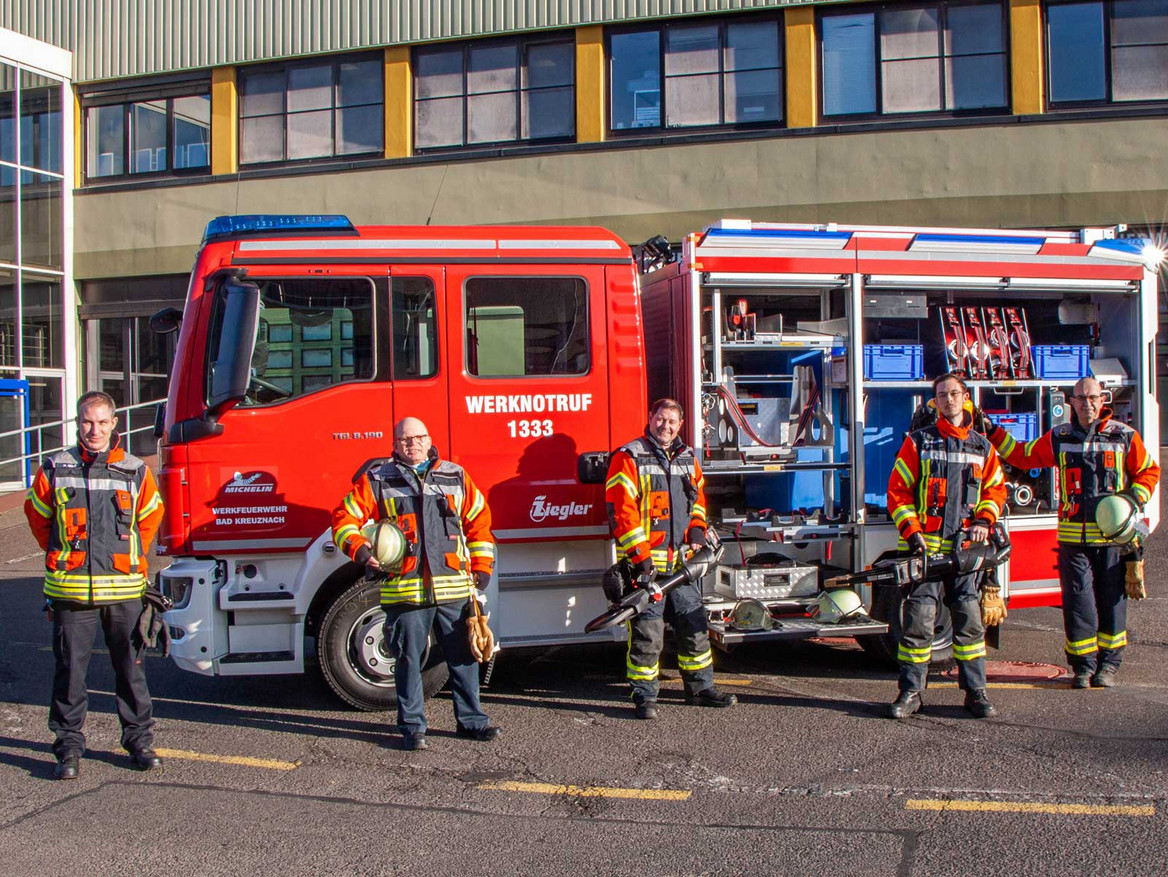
[685,527,707,547]
[133,587,174,658]
[353,544,373,566]
[601,562,627,603]
[635,557,657,583]
[907,532,928,555]
[970,405,992,435]
[474,571,491,591]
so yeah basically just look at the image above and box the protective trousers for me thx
[1058,544,1126,674]
[383,600,488,735]
[625,580,714,703]
[49,600,154,759]
[897,571,987,693]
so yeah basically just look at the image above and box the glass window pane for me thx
[823,14,877,115]
[1112,0,1168,45]
[946,54,1008,108]
[287,109,332,159]
[130,100,168,173]
[665,25,720,75]
[28,373,63,455]
[0,179,14,263]
[270,323,292,343]
[392,277,438,380]
[287,64,333,112]
[21,71,63,174]
[469,43,518,94]
[1048,2,1107,102]
[100,318,125,371]
[337,105,383,154]
[725,69,781,123]
[665,74,721,126]
[301,348,332,368]
[0,64,15,165]
[468,92,517,143]
[0,269,15,368]
[415,96,464,148]
[301,322,332,341]
[240,114,284,163]
[945,4,1004,55]
[21,276,63,368]
[1112,44,1168,100]
[611,31,661,129]
[882,57,942,112]
[240,71,285,117]
[136,315,174,375]
[881,7,940,60]
[725,21,780,71]
[522,86,574,139]
[465,277,589,377]
[267,350,292,369]
[173,95,210,169]
[415,48,464,99]
[21,172,62,270]
[525,42,574,88]
[87,104,124,177]
[337,59,382,107]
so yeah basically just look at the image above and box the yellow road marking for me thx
[906,798,1154,817]
[153,748,300,771]
[929,682,1079,690]
[479,780,690,800]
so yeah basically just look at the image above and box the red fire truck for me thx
[156,215,1161,709]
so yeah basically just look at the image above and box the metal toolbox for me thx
[714,562,818,601]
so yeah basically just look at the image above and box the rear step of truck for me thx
[707,615,887,648]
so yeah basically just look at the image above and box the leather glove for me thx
[981,584,1007,627]
[685,527,707,547]
[970,404,992,435]
[474,571,491,591]
[133,587,175,658]
[467,599,495,663]
[906,532,928,556]
[635,557,657,583]
[1125,558,1146,600]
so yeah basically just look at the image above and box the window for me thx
[239,56,383,165]
[1048,0,1168,104]
[610,18,783,132]
[84,89,210,180]
[207,277,375,406]
[391,277,438,380]
[465,277,589,377]
[414,36,574,150]
[821,1,1007,118]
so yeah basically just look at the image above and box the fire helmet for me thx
[812,588,864,623]
[360,519,408,567]
[1095,494,1138,544]
[729,598,772,631]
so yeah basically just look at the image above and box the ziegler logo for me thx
[529,495,593,523]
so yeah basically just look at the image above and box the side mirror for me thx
[152,402,166,439]
[149,306,183,335]
[207,278,261,417]
[577,451,610,485]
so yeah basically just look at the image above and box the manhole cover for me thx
[941,660,1065,682]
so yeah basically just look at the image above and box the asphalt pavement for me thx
[0,495,1166,875]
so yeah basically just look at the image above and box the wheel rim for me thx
[344,606,432,687]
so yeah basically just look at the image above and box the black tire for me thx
[859,582,955,668]
[317,578,449,711]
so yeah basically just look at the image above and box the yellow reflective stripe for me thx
[606,472,638,498]
[1098,631,1127,650]
[466,490,486,521]
[691,502,706,521]
[1132,483,1152,504]
[466,540,493,559]
[44,572,146,603]
[982,467,1004,488]
[974,499,1001,518]
[341,494,362,521]
[997,433,1018,456]
[334,523,360,548]
[625,620,659,680]
[26,487,51,518]
[953,641,986,661]
[677,649,713,671]
[893,458,915,487]
[898,643,932,663]
[890,505,916,526]
[137,491,162,520]
[617,527,647,550]
[1065,636,1098,656]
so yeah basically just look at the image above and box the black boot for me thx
[684,688,737,708]
[888,690,922,719]
[964,689,998,718]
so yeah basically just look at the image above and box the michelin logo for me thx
[529,495,593,523]
[224,471,276,494]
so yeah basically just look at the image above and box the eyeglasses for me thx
[935,389,967,400]
[396,434,429,446]
[1072,394,1103,404]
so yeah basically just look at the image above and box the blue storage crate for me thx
[863,344,924,380]
[987,411,1037,442]
[1032,345,1089,380]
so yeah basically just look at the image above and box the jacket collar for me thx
[936,409,972,440]
[78,431,124,465]
[642,428,686,459]
[1073,406,1114,437]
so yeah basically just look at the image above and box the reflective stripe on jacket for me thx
[605,434,707,573]
[887,412,1006,553]
[23,434,164,605]
[990,408,1160,544]
[332,450,494,605]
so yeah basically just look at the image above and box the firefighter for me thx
[331,417,498,750]
[887,374,1007,720]
[986,376,1160,688]
[24,391,165,779]
[605,398,736,719]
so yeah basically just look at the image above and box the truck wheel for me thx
[859,583,955,668]
[317,578,449,711]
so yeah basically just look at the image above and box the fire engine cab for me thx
[156,215,1160,709]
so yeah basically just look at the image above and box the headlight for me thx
[160,575,194,610]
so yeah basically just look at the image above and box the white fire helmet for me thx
[729,599,772,631]
[812,588,864,623]
[1095,494,1138,545]
[360,519,408,567]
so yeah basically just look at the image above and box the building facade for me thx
[4,1,1168,433]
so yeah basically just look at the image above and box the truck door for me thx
[445,265,611,543]
[388,268,450,455]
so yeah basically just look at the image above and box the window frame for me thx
[607,14,786,136]
[238,52,385,167]
[412,33,577,153]
[818,0,1010,121]
[1046,0,1168,108]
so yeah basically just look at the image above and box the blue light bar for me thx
[1088,238,1146,258]
[202,214,356,243]
[704,226,854,244]
[909,233,1046,255]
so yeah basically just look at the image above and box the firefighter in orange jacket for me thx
[987,376,1160,689]
[887,374,1007,720]
[332,417,498,751]
[605,398,736,719]
[24,392,165,780]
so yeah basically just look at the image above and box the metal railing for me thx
[0,398,166,491]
